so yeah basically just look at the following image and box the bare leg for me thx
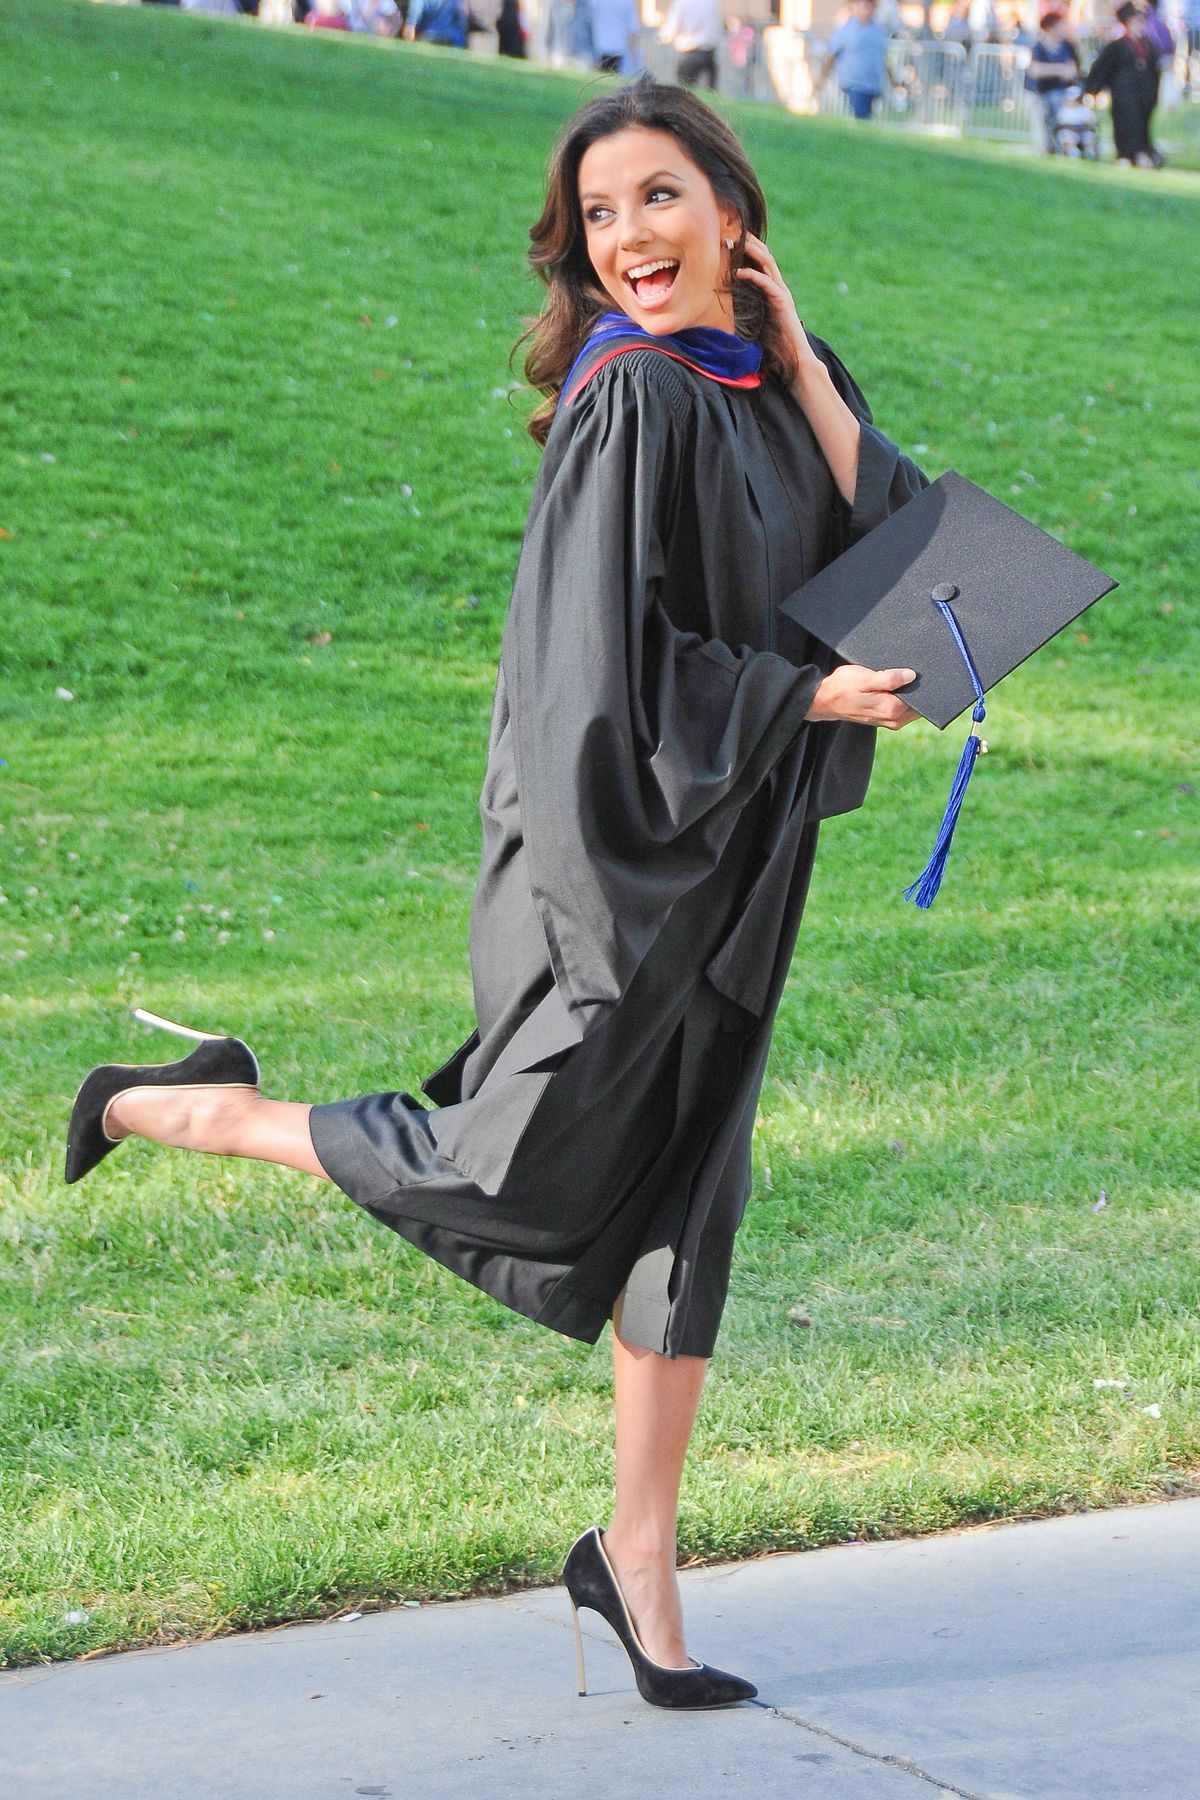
[105,1086,329,1180]
[602,1314,710,1669]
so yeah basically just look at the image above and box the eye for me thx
[584,204,613,225]
[647,186,678,203]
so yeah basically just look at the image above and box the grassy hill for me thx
[1,0,1197,1666]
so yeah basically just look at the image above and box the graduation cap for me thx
[780,470,1117,908]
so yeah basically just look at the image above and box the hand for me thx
[734,234,824,381]
[806,664,921,730]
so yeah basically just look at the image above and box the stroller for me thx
[1052,85,1101,158]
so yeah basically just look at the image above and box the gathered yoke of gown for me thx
[309,327,927,1358]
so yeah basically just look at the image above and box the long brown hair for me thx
[515,76,798,446]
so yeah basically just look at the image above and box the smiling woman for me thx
[65,74,925,1713]
[578,144,736,325]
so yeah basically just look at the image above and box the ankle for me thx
[603,1519,678,1563]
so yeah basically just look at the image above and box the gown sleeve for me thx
[502,352,825,1035]
[1082,39,1119,94]
[806,331,930,549]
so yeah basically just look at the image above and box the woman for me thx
[1025,10,1081,152]
[66,78,923,1707]
[1083,1,1162,167]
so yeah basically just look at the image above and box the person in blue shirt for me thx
[403,0,468,45]
[822,0,894,120]
[1025,10,1081,151]
[591,0,641,71]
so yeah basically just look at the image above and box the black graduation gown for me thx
[309,332,927,1358]
[1083,34,1160,161]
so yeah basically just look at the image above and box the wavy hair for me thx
[515,76,798,446]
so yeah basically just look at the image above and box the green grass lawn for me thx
[2,0,1198,1669]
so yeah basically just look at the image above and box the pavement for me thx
[4,1495,1198,1800]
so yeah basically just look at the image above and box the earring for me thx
[724,237,735,250]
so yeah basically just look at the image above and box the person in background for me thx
[569,0,596,61]
[1185,0,1200,57]
[591,0,642,70]
[968,0,998,38]
[348,0,401,30]
[1182,0,1200,98]
[660,0,724,88]
[1082,0,1162,165]
[497,0,528,54]
[1025,9,1082,149]
[304,0,350,24]
[1140,0,1176,106]
[943,2,974,45]
[822,0,894,118]
[1004,2,1036,46]
[403,0,468,40]
[1140,0,1174,62]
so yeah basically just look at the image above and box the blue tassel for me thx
[903,704,986,909]
[904,591,988,910]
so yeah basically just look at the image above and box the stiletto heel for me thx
[131,1008,225,1043]
[570,1598,588,1696]
[65,1012,260,1185]
[561,1526,757,1710]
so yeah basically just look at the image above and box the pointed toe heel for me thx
[65,1012,260,1185]
[562,1526,757,1710]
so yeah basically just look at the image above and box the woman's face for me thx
[577,126,741,336]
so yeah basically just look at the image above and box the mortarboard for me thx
[780,470,1117,908]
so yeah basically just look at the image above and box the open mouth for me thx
[623,258,680,308]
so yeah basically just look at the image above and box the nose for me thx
[617,207,653,252]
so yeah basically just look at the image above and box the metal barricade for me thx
[964,40,1035,138]
[884,38,968,132]
[632,29,773,101]
[812,36,968,135]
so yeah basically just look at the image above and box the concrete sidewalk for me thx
[4,1496,1197,1800]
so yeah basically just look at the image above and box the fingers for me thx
[742,232,781,278]
[829,666,920,730]
[737,235,807,335]
[865,668,918,728]
[880,701,921,731]
[867,694,918,730]
[734,270,788,307]
[842,665,917,691]
[808,668,923,729]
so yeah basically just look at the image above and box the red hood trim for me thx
[564,342,762,408]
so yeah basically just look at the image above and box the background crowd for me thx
[140,0,1199,167]
[819,0,1183,162]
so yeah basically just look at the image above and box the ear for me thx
[719,206,742,246]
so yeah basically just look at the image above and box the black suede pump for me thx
[562,1525,757,1709]
[65,1011,260,1185]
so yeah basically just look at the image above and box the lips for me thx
[623,258,680,309]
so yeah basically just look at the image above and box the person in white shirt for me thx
[661,0,724,87]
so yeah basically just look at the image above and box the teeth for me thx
[627,259,679,282]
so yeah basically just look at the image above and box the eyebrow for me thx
[579,168,687,202]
